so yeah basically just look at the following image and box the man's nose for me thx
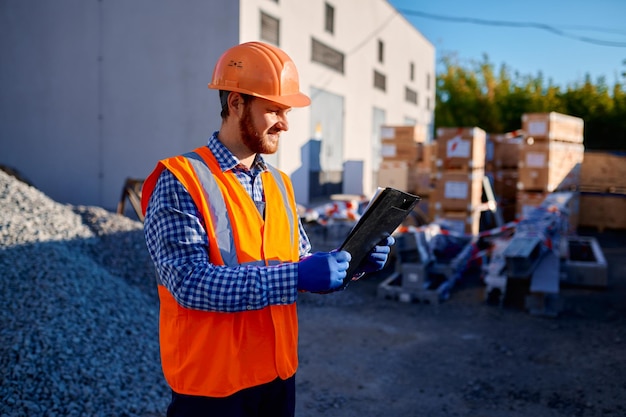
[275,114,289,131]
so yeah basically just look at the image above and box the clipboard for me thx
[339,187,421,287]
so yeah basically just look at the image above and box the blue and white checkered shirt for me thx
[143,131,311,312]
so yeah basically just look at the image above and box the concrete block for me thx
[563,236,608,287]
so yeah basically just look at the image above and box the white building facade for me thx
[0,0,434,209]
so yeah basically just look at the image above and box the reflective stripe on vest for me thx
[183,151,238,266]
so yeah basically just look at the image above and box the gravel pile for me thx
[0,169,169,416]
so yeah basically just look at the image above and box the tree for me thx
[435,54,626,151]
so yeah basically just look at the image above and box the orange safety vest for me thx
[141,146,300,397]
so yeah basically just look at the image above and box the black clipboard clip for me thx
[338,187,421,288]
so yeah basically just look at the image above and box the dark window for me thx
[410,62,415,82]
[377,40,384,63]
[427,96,431,110]
[374,70,386,91]
[405,87,417,104]
[325,3,335,34]
[311,38,344,74]
[426,72,431,90]
[260,11,280,45]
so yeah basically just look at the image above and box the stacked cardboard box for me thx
[578,151,626,231]
[377,124,433,197]
[435,127,486,171]
[490,132,523,222]
[578,193,626,231]
[517,140,584,192]
[522,112,584,144]
[377,160,411,192]
[379,125,425,162]
[516,112,585,218]
[432,171,484,211]
[431,127,487,235]
[410,143,435,196]
[579,151,626,192]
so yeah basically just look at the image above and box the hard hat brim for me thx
[208,83,311,108]
[260,92,311,108]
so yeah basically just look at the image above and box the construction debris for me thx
[377,224,475,305]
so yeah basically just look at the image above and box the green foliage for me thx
[435,54,626,150]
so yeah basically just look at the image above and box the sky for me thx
[387,0,626,88]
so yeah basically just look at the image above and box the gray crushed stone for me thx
[0,169,169,417]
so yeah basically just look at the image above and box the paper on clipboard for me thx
[339,187,421,287]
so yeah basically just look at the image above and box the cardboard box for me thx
[381,139,419,162]
[381,124,427,143]
[494,169,519,203]
[377,161,409,191]
[428,141,439,173]
[485,136,495,166]
[516,190,548,219]
[409,170,433,196]
[432,170,484,211]
[578,193,626,230]
[522,112,584,143]
[580,151,626,190]
[517,140,584,192]
[432,208,482,235]
[435,127,486,170]
[416,142,433,167]
[492,135,522,169]
[378,160,434,195]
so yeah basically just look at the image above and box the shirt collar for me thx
[207,131,268,173]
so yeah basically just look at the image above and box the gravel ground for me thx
[1,169,168,416]
[2,168,625,417]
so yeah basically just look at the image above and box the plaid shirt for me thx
[143,132,311,312]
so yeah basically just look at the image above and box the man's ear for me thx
[228,92,244,114]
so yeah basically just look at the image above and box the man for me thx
[141,41,394,417]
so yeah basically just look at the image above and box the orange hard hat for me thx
[208,41,311,108]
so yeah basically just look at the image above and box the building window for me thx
[260,11,280,45]
[426,72,431,90]
[325,3,335,34]
[405,87,417,105]
[311,38,344,74]
[377,39,384,63]
[427,96,431,110]
[374,70,386,91]
[410,62,415,82]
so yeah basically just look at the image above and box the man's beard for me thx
[239,104,279,154]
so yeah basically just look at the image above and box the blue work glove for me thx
[356,236,395,275]
[298,250,352,293]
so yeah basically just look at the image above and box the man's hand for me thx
[355,235,395,276]
[297,251,352,293]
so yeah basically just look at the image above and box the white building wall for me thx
[0,0,433,209]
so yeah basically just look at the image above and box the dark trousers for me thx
[166,375,296,417]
